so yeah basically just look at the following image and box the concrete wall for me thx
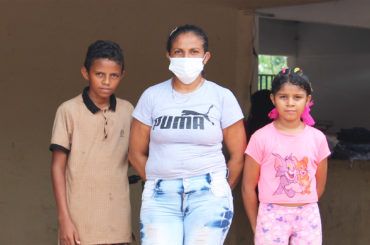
[259,0,370,30]
[0,1,256,244]
[296,23,370,132]
[320,160,370,245]
[259,19,298,56]
[259,18,370,133]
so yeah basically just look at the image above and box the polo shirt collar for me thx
[82,87,116,114]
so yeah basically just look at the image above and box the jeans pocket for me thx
[142,180,155,201]
[210,178,231,198]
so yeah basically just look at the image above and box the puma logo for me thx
[181,105,214,125]
[152,105,215,130]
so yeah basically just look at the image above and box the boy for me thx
[50,40,133,245]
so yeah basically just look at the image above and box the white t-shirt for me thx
[133,79,244,179]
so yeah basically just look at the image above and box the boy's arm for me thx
[223,120,246,189]
[316,158,328,199]
[128,119,151,181]
[51,150,80,245]
[242,155,260,234]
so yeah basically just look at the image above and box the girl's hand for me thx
[59,218,80,245]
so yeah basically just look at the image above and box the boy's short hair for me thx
[84,40,124,71]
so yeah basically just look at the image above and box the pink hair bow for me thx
[301,101,315,126]
[268,101,315,126]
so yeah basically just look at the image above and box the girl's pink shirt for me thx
[245,122,330,204]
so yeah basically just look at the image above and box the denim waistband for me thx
[153,169,228,182]
[146,169,229,195]
[146,169,228,189]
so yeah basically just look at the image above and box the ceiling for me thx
[0,0,333,9]
[257,0,370,29]
[194,0,332,9]
[5,0,365,30]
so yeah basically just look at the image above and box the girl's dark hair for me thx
[166,24,209,52]
[84,40,124,71]
[271,67,312,95]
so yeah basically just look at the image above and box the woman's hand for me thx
[59,217,80,245]
[223,120,246,189]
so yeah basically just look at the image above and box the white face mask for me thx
[169,57,204,84]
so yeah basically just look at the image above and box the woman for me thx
[129,24,246,245]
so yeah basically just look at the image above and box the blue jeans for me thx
[140,170,233,245]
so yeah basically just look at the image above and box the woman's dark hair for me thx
[166,24,209,52]
[84,40,124,71]
[271,67,312,96]
[245,90,274,142]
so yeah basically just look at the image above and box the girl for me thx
[129,24,246,245]
[242,68,330,244]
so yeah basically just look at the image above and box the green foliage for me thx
[258,55,287,75]
[258,55,288,90]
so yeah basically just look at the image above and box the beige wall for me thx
[3,1,369,245]
[0,1,255,244]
